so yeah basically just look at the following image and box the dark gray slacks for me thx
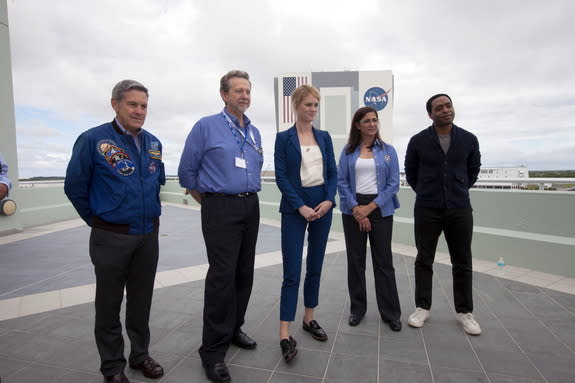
[342,195,401,322]
[198,193,259,365]
[413,207,474,313]
[89,227,159,376]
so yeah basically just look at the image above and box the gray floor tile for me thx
[40,314,95,340]
[526,352,575,383]
[295,331,335,353]
[3,363,102,383]
[383,323,423,342]
[226,363,272,383]
[0,311,56,331]
[433,367,489,383]
[269,372,323,383]
[513,291,571,320]
[541,317,575,350]
[545,288,575,311]
[379,359,433,383]
[0,356,32,379]
[424,326,482,370]
[149,327,201,356]
[475,348,542,379]
[499,316,544,331]
[488,373,545,382]
[468,328,522,352]
[41,338,100,371]
[332,332,378,357]
[507,327,572,357]
[160,356,206,383]
[325,354,378,383]
[0,331,72,362]
[380,337,428,365]
[275,347,330,378]
[338,313,380,337]
[148,308,194,330]
[421,322,473,346]
[228,339,280,370]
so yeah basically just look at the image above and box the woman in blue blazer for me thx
[274,85,337,362]
[337,106,402,331]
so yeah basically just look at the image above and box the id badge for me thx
[235,157,247,169]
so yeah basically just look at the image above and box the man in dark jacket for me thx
[65,80,165,382]
[404,94,482,335]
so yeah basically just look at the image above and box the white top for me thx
[355,157,378,194]
[300,146,324,187]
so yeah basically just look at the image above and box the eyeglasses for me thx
[359,118,379,124]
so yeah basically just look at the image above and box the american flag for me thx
[283,76,308,124]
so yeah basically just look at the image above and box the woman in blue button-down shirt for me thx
[337,106,402,331]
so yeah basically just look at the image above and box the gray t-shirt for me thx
[438,133,451,154]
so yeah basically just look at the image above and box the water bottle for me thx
[496,257,505,276]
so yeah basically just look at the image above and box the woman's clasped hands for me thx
[298,201,333,222]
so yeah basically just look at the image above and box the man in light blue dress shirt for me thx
[178,70,263,383]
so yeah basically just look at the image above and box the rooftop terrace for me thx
[1,200,575,382]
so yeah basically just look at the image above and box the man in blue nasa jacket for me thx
[65,80,165,383]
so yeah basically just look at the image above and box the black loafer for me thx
[386,318,402,332]
[203,361,231,383]
[280,336,298,362]
[302,320,328,341]
[348,314,363,327]
[232,328,257,349]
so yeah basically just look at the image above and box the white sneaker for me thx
[407,308,430,328]
[456,313,482,335]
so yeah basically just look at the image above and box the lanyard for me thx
[221,110,263,155]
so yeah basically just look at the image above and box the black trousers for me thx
[198,193,259,365]
[414,207,474,313]
[89,227,159,376]
[342,194,401,322]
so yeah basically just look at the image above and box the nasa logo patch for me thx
[363,87,391,111]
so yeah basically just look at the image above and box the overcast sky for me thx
[7,0,575,177]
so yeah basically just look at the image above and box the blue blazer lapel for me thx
[288,126,301,156]
[313,128,327,156]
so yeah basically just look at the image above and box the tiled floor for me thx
[1,204,574,382]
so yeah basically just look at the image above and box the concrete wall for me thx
[16,184,79,228]
[0,0,22,233]
[161,180,574,277]
[392,188,575,277]
[4,180,575,278]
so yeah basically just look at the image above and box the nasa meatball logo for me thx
[363,87,391,111]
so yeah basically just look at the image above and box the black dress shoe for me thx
[302,320,328,341]
[203,361,231,383]
[129,356,164,378]
[104,372,129,383]
[280,336,298,362]
[386,318,402,332]
[348,314,363,327]
[232,328,257,349]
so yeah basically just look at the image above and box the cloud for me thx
[6,0,575,177]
